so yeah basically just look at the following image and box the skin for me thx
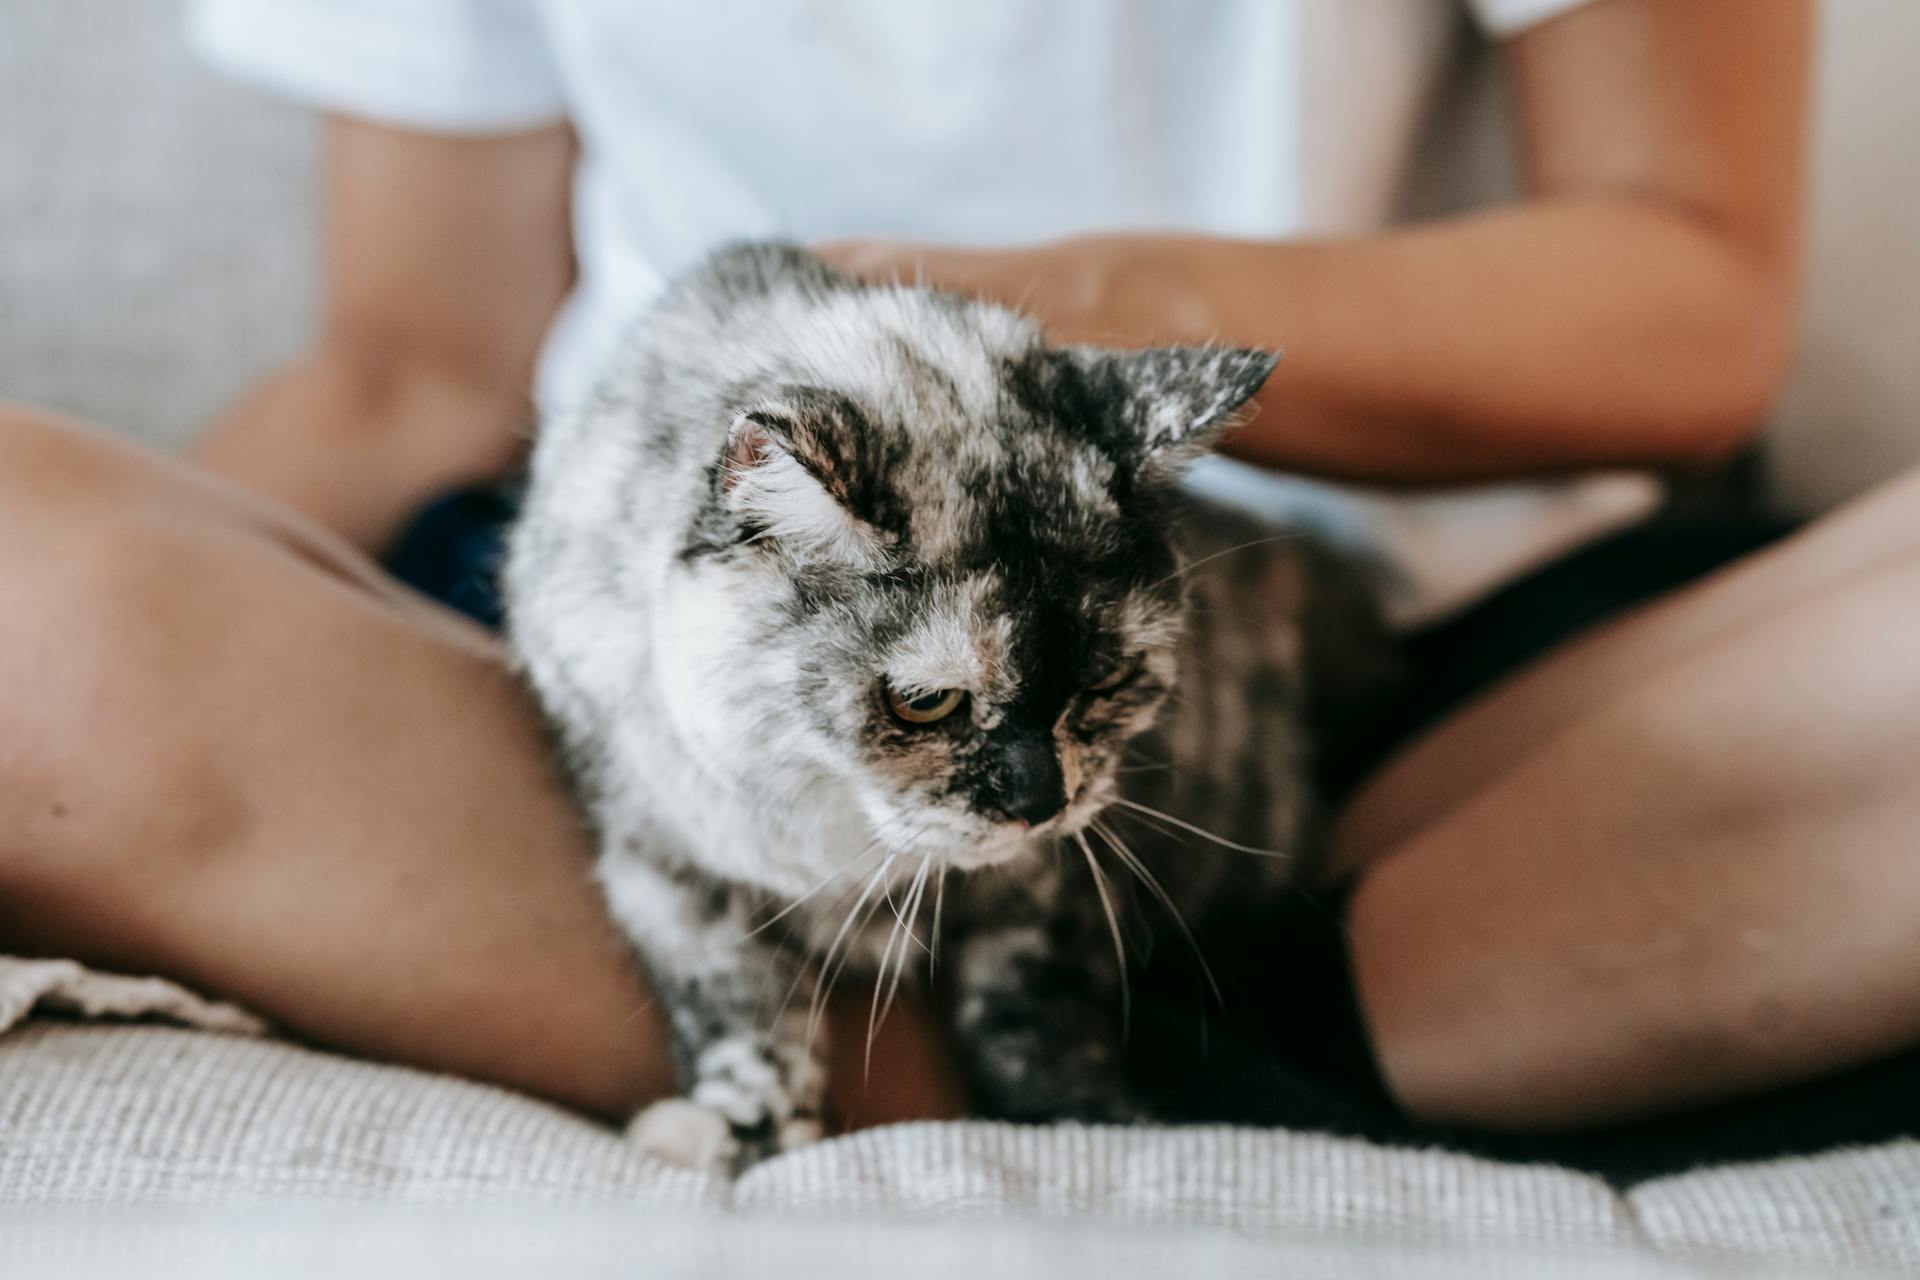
[1337,468,1920,1127]
[9,0,1898,1132]
[0,406,965,1130]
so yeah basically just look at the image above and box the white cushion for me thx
[0,958,1912,1275]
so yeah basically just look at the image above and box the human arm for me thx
[193,117,577,552]
[822,0,1811,485]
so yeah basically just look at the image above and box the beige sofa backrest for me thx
[1404,1,1920,515]
[1771,0,1920,512]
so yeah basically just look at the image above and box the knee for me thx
[1342,864,1538,1129]
[0,410,154,659]
[0,401,116,485]
[0,406,202,601]
[0,421,243,885]
[0,406,141,566]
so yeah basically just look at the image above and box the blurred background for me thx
[1,0,1916,518]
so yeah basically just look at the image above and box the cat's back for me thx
[1112,501,1400,894]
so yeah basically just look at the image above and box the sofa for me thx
[4,2,1918,1275]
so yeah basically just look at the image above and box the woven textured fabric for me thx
[0,958,264,1037]
[0,0,316,454]
[1,956,1915,1276]
[1630,1144,1920,1272]
[0,1206,1839,1280]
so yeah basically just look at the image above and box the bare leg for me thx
[1331,465,1920,875]
[0,406,962,1126]
[1337,468,1920,1128]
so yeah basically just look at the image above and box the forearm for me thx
[194,347,534,552]
[1081,205,1789,479]
[836,199,1793,484]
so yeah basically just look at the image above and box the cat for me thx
[502,242,1394,1174]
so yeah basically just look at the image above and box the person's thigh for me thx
[1331,466,1920,873]
[0,406,964,1128]
[0,406,680,1115]
[1345,534,1920,1128]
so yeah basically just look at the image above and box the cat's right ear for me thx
[722,401,893,570]
[1061,345,1279,471]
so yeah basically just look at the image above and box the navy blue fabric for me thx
[1330,514,1800,794]
[384,487,520,631]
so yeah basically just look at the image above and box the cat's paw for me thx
[776,1114,825,1151]
[626,1098,739,1173]
[626,1098,825,1174]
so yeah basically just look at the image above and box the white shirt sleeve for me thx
[1463,0,1599,38]
[185,0,567,132]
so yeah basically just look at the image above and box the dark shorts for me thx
[391,488,1920,1184]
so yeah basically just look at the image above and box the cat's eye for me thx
[1090,657,1139,693]
[887,684,967,726]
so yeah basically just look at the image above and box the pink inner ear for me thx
[723,419,774,491]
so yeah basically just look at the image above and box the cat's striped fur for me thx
[504,243,1394,1172]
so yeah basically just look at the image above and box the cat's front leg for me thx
[947,856,1142,1124]
[600,854,826,1175]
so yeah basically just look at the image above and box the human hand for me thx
[814,237,1107,342]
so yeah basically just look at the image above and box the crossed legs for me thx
[7,401,1919,1131]
[1336,466,1920,1126]
[0,405,958,1127]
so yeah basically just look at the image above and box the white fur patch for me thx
[694,1039,784,1118]
[727,429,890,571]
[628,1098,737,1173]
[885,575,1012,699]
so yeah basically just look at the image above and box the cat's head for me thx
[654,245,1275,871]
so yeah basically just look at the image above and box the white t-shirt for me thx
[189,0,1655,624]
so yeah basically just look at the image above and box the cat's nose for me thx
[985,737,1067,827]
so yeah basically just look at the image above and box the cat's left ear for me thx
[721,390,895,570]
[1067,345,1279,467]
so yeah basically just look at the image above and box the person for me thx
[11,0,1913,1144]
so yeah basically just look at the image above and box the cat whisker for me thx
[743,840,888,943]
[762,807,928,954]
[1151,532,1306,590]
[1108,797,1290,859]
[1009,273,1044,319]
[804,853,897,1045]
[1075,830,1131,1040]
[863,895,906,1080]
[929,861,948,977]
[1102,800,1186,841]
[882,854,937,962]
[808,872,897,1050]
[797,814,943,1038]
[767,822,925,1030]
[867,853,933,1075]
[1091,818,1222,1006]
[621,993,662,1029]
[1107,805,1344,929]
[798,817,940,1043]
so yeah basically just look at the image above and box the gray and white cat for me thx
[504,243,1390,1173]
